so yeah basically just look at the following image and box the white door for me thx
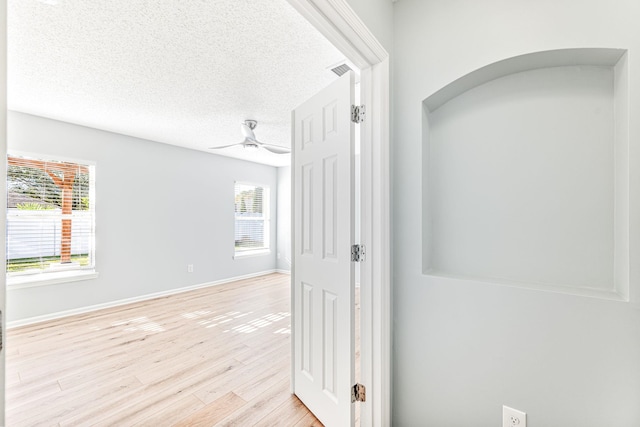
[292,71,355,426]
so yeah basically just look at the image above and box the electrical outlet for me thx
[187,264,194,273]
[503,406,526,427]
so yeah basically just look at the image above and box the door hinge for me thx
[352,383,366,403]
[351,244,365,262]
[351,105,365,123]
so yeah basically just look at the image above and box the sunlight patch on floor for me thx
[223,311,291,334]
[181,309,212,319]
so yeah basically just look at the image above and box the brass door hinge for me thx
[351,383,366,403]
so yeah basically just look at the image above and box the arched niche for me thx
[422,48,629,300]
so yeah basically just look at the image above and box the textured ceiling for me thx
[8,0,348,167]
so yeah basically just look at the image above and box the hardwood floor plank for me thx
[133,340,247,385]
[233,332,290,365]
[6,379,61,411]
[4,369,20,387]
[133,394,206,427]
[132,394,205,427]
[215,377,293,426]
[294,412,326,427]
[232,354,290,402]
[254,394,310,427]
[172,392,247,427]
[191,353,283,406]
[60,358,244,426]
[11,375,143,426]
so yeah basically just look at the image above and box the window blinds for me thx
[234,182,269,252]
[6,154,95,275]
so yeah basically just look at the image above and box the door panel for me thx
[293,71,355,426]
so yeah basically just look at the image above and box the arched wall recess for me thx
[423,48,627,112]
[422,48,630,301]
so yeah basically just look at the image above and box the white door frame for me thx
[285,1,391,425]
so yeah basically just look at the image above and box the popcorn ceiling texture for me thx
[8,0,346,167]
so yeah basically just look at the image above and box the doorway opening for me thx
[2,1,390,426]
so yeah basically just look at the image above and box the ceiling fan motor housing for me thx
[241,120,258,139]
[244,119,258,130]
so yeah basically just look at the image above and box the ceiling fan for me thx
[209,120,291,154]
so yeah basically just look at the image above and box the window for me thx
[6,153,96,285]
[234,182,270,256]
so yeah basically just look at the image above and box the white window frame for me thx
[6,151,98,288]
[233,181,271,258]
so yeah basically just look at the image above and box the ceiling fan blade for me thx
[261,144,291,154]
[209,143,241,150]
[214,121,288,153]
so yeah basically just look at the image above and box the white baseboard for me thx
[276,269,291,275]
[8,270,280,329]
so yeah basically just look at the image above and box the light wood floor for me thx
[6,273,325,426]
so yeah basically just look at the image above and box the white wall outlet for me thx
[503,406,526,427]
[187,264,194,273]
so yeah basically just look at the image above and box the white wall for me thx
[7,112,278,322]
[343,0,393,53]
[276,166,291,272]
[393,1,640,426]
